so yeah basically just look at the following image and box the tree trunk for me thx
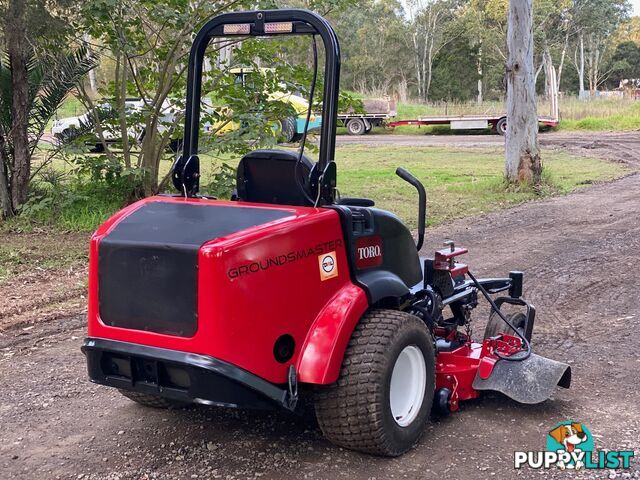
[505,0,541,184]
[84,33,98,95]
[6,0,30,209]
[477,42,483,104]
[115,54,132,169]
[578,34,586,98]
[557,32,569,93]
[0,137,13,218]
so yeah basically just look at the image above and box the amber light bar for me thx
[264,22,293,33]
[223,23,251,35]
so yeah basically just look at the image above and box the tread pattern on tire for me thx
[314,309,435,456]
[484,311,526,340]
[118,390,188,409]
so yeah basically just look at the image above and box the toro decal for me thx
[355,235,383,269]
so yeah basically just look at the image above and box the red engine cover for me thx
[87,196,368,385]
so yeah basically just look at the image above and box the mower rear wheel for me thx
[314,309,436,456]
[118,390,189,409]
[484,311,527,340]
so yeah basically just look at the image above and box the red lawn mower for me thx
[82,9,571,456]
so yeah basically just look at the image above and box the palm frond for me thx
[28,45,97,146]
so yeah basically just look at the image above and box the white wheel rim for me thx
[389,345,427,427]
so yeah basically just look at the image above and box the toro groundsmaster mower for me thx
[82,9,571,456]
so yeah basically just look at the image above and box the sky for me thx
[632,0,640,16]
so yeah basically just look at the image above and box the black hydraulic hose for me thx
[466,270,531,362]
[295,35,319,205]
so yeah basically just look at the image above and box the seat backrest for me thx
[236,149,314,206]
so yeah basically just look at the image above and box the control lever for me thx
[395,167,427,251]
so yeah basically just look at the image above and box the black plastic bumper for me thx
[81,338,296,410]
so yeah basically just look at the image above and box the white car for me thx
[51,99,149,151]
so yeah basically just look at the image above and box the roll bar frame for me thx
[171,9,341,202]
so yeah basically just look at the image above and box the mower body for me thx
[84,194,422,408]
[83,8,571,456]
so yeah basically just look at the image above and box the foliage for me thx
[73,0,359,198]
[0,45,97,217]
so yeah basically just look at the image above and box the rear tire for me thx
[346,118,366,135]
[315,309,435,456]
[496,117,507,136]
[118,390,189,409]
[484,311,527,340]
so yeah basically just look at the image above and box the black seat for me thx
[236,149,314,206]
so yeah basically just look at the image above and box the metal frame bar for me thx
[172,9,341,196]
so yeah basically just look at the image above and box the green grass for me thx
[197,146,628,229]
[331,146,628,227]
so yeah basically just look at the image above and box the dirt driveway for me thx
[1,134,639,479]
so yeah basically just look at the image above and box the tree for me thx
[76,0,357,198]
[0,0,93,218]
[608,40,640,86]
[405,0,459,101]
[332,0,411,98]
[569,0,630,96]
[505,0,541,184]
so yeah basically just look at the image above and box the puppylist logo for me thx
[514,421,634,471]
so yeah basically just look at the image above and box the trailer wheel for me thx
[496,117,507,136]
[346,118,366,135]
[484,311,527,340]
[118,390,189,409]
[315,309,436,456]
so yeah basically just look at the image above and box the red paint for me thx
[436,342,484,410]
[478,356,498,380]
[87,195,368,385]
[297,283,368,384]
[355,235,383,269]
[435,334,525,410]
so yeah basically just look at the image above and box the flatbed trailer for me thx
[388,114,559,135]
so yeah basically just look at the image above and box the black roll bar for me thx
[172,9,341,199]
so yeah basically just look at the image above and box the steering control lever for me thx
[395,167,426,251]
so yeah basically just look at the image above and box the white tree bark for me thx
[505,0,541,184]
[477,42,483,104]
[84,34,98,95]
[576,33,586,97]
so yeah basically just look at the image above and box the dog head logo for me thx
[546,422,594,470]
[548,423,587,453]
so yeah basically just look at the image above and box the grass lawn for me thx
[196,145,628,229]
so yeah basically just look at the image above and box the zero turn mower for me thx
[82,9,571,456]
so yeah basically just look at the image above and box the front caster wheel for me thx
[433,387,452,416]
[484,311,527,340]
[314,309,436,456]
